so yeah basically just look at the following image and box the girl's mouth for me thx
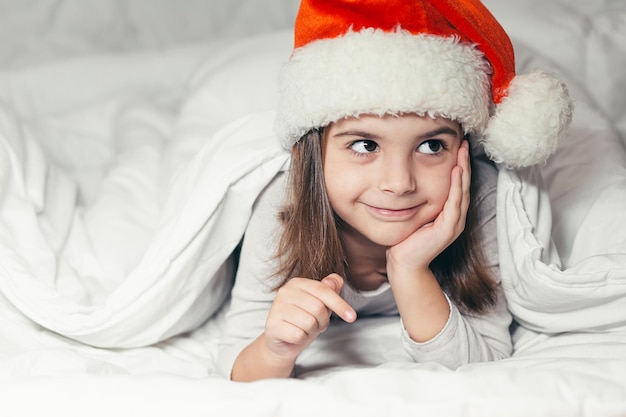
[363,203,420,219]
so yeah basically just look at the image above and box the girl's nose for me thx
[378,156,416,195]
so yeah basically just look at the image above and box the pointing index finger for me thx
[315,276,357,323]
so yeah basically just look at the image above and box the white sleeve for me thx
[400,157,513,368]
[400,287,512,369]
[216,173,286,379]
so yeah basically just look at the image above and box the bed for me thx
[1,0,625,416]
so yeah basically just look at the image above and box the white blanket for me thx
[1,1,625,416]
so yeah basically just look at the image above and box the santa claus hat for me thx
[275,0,573,169]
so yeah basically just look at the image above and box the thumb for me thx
[321,273,344,294]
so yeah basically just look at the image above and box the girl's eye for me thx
[417,140,446,155]
[350,140,379,154]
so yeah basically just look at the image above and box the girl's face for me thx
[323,113,463,248]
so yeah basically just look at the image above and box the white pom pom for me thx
[483,71,573,169]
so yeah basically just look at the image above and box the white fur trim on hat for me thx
[483,71,573,168]
[275,28,492,148]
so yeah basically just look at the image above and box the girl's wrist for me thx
[385,266,450,343]
[259,334,298,371]
[232,334,296,381]
[385,254,431,281]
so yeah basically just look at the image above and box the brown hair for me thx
[273,129,498,315]
[274,129,347,283]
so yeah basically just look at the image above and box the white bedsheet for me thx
[0,1,625,416]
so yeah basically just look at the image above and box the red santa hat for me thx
[275,0,573,168]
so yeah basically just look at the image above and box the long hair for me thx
[273,129,347,284]
[273,129,498,315]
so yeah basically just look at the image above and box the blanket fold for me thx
[0,109,289,347]
[497,99,626,334]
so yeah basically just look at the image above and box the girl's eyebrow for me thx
[418,126,460,140]
[332,130,380,140]
[332,126,459,140]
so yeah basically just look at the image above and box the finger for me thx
[302,278,356,323]
[319,274,353,326]
[458,140,470,170]
[320,273,344,294]
[459,141,471,214]
[283,303,329,339]
[273,282,332,332]
[266,299,329,346]
[267,312,312,345]
[444,165,464,213]
[444,141,470,224]
[436,165,465,236]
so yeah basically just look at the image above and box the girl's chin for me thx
[367,230,417,248]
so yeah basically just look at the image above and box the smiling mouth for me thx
[363,203,420,218]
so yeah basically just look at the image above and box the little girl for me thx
[217,0,572,381]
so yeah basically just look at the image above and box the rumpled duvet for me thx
[0,1,625,416]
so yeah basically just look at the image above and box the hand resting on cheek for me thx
[386,140,471,274]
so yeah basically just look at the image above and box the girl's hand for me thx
[387,140,471,273]
[384,141,469,342]
[263,274,356,364]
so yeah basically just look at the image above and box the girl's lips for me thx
[363,203,420,219]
